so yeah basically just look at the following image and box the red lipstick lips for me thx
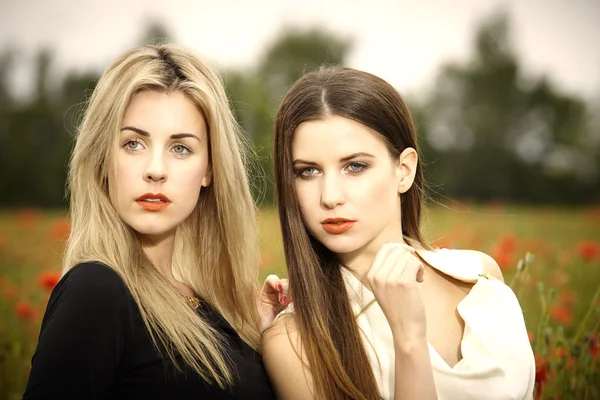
[321,218,356,234]
[136,193,171,212]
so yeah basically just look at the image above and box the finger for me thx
[378,246,408,282]
[279,279,291,305]
[400,256,425,283]
[368,243,404,283]
[261,274,282,295]
[399,243,417,255]
[401,247,425,282]
[379,250,422,285]
[278,279,289,297]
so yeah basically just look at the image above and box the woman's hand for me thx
[367,243,427,346]
[257,274,290,331]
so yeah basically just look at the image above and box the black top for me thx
[23,262,275,399]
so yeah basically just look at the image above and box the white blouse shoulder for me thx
[343,248,536,400]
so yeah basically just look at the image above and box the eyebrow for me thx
[293,152,375,165]
[120,126,202,142]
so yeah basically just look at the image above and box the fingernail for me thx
[276,283,282,292]
[280,295,287,305]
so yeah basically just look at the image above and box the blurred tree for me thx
[0,48,15,111]
[139,20,174,45]
[225,27,353,203]
[0,49,16,200]
[0,49,67,207]
[258,27,351,97]
[223,71,273,203]
[423,12,598,204]
[1,16,596,207]
[0,19,175,208]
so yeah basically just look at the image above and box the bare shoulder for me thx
[261,315,315,400]
[459,249,505,282]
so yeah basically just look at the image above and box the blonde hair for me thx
[64,44,261,387]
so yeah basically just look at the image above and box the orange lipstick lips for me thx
[136,193,171,212]
[321,218,356,234]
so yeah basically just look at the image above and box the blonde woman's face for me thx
[292,116,409,257]
[110,90,211,239]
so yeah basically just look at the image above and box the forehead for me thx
[122,90,207,136]
[292,116,388,159]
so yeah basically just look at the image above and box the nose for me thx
[144,149,167,183]
[321,173,345,209]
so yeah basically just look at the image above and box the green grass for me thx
[1,203,598,399]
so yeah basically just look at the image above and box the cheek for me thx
[174,161,208,197]
[354,173,398,209]
[294,181,317,217]
[111,158,137,205]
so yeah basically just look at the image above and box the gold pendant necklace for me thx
[183,295,200,310]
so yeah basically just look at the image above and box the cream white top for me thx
[342,248,536,400]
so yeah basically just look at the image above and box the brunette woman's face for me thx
[110,90,212,240]
[292,115,417,256]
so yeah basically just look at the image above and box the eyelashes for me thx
[122,138,144,152]
[294,162,369,179]
[120,139,193,156]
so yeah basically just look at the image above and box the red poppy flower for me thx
[589,334,598,361]
[548,304,572,325]
[550,347,575,369]
[498,233,517,254]
[534,355,548,398]
[15,302,38,321]
[576,241,599,261]
[491,245,515,270]
[39,271,61,290]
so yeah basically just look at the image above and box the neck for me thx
[139,230,177,284]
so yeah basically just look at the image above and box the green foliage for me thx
[258,27,351,96]
[223,27,352,203]
[0,14,598,207]
[420,12,599,204]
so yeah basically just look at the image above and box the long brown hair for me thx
[273,67,428,399]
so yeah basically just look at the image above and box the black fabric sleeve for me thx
[23,262,129,399]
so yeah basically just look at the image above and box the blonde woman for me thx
[24,44,283,399]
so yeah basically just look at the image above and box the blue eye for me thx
[295,167,319,179]
[346,162,367,174]
[172,144,191,155]
[123,139,143,152]
[301,168,316,176]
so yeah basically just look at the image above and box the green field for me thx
[1,203,598,399]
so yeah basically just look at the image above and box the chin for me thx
[132,225,173,237]
[317,235,366,255]
[126,216,179,238]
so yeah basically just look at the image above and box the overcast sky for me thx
[1,0,599,100]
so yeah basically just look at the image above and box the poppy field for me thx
[0,203,598,399]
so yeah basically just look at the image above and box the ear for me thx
[201,163,212,187]
[395,147,418,194]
